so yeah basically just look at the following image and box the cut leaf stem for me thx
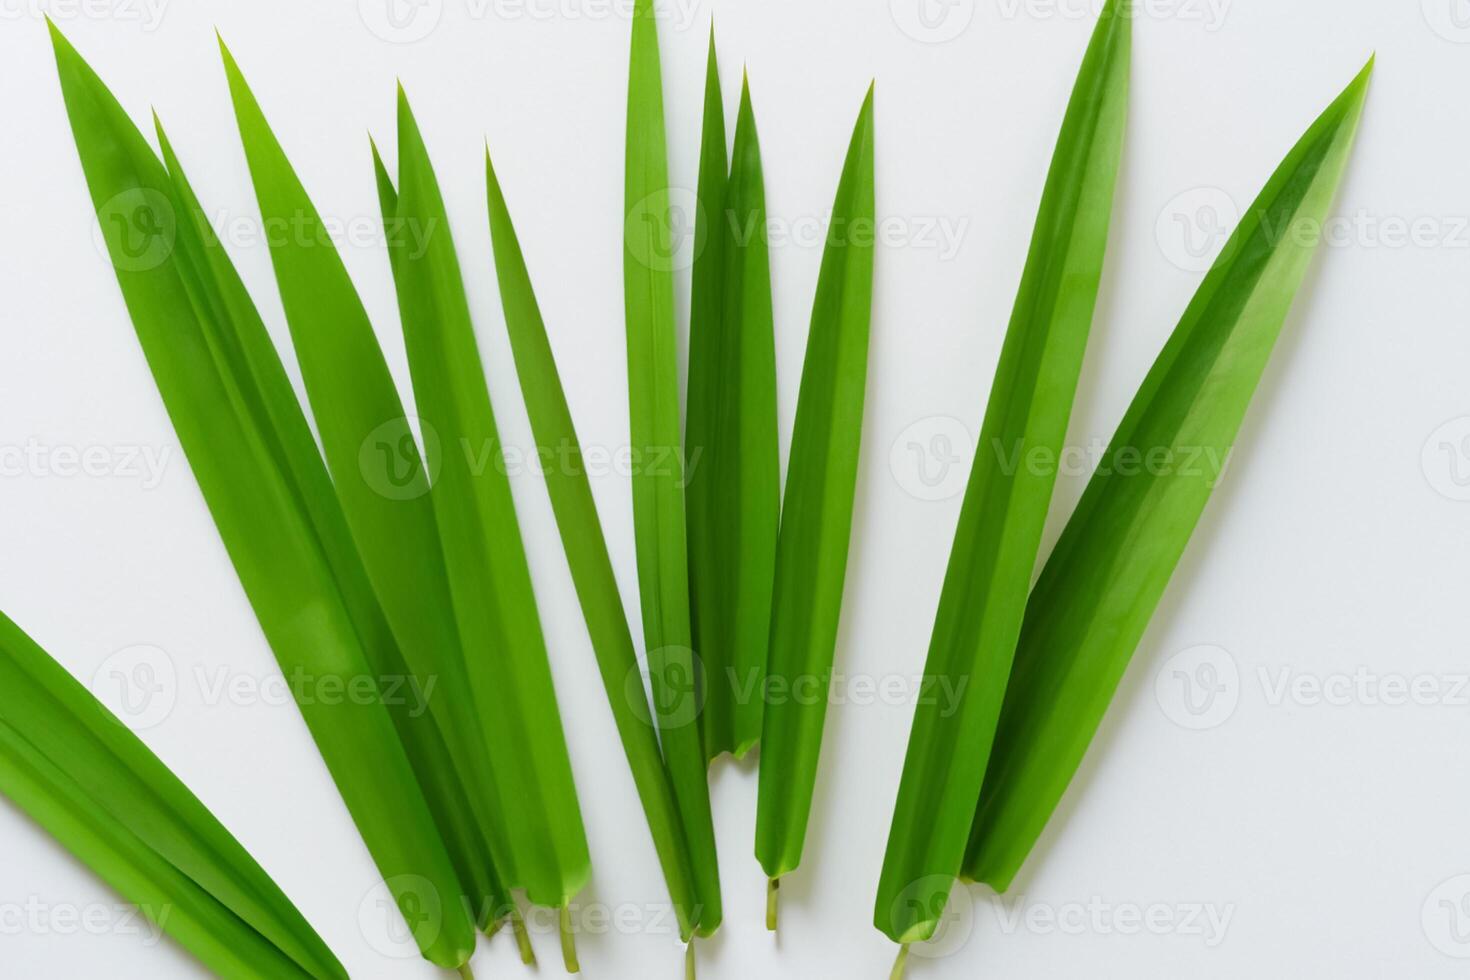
[511,905,536,966]
[559,903,580,973]
[890,944,910,980]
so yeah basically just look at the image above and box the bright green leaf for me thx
[876,1,1129,947]
[0,612,345,980]
[624,0,722,936]
[687,53,781,764]
[963,57,1374,891]
[755,83,876,887]
[49,25,477,970]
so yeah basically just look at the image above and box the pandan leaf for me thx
[876,2,1129,949]
[686,29,731,763]
[389,85,590,913]
[217,44,512,931]
[162,117,511,937]
[49,25,477,971]
[625,0,722,938]
[962,58,1373,891]
[0,612,345,980]
[686,45,780,763]
[755,84,876,898]
[484,147,701,941]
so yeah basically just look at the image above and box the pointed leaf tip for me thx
[45,16,73,54]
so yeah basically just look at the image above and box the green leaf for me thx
[755,84,876,884]
[686,54,781,763]
[217,44,513,925]
[0,612,345,980]
[686,29,731,763]
[875,2,1130,947]
[155,117,510,935]
[391,85,590,908]
[962,58,1373,891]
[624,0,722,936]
[49,24,477,970]
[485,145,700,941]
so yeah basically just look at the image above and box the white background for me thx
[0,0,1466,976]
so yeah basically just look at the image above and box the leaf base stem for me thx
[560,903,580,973]
[510,904,536,966]
[890,944,910,980]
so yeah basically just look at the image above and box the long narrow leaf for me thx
[755,85,876,890]
[484,147,700,941]
[624,0,722,936]
[218,43,513,925]
[963,59,1373,890]
[0,612,344,980]
[155,117,510,936]
[49,26,477,970]
[685,29,732,761]
[876,3,1129,948]
[686,56,781,763]
[392,86,590,910]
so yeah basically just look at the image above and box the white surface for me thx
[0,0,1463,977]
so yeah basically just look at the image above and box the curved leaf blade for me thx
[963,58,1373,890]
[876,3,1130,946]
[218,45,513,921]
[393,87,590,908]
[50,27,476,969]
[485,147,700,940]
[155,119,510,933]
[0,612,345,980]
[624,0,722,935]
[687,63,781,764]
[755,85,876,882]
